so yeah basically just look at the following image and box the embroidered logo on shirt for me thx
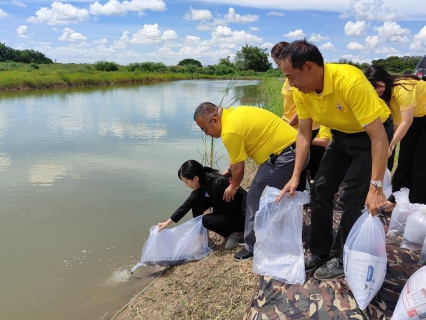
[336,104,345,112]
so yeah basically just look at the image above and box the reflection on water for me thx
[0,80,258,319]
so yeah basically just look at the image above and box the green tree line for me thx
[1,42,422,75]
[0,42,53,64]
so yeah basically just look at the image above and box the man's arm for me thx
[276,118,312,201]
[223,161,245,202]
[363,117,389,215]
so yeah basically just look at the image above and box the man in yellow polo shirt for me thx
[193,102,299,261]
[276,39,393,280]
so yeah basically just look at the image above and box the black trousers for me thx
[392,115,426,204]
[309,118,393,259]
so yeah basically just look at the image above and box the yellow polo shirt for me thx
[317,125,332,140]
[281,78,320,130]
[221,106,297,165]
[294,64,390,133]
[390,79,426,125]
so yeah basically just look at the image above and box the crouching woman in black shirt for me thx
[157,160,246,249]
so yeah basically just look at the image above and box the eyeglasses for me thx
[201,114,217,133]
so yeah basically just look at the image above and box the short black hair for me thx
[279,38,324,70]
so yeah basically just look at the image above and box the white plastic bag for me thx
[343,211,387,310]
[419,237,426,266]
[391,266,426,319]
[253,186,310,285]
[131,215,212,271]
[401,204,426,251]
[383,169,393,199]
[387,188,412,237]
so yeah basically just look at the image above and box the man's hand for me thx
[365,186,387,216]
[276,176,300,202]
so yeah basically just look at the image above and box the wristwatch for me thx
[370,180,383,188]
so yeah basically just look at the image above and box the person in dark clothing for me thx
[157,160,247,249]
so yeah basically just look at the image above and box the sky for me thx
[0,0,426,66]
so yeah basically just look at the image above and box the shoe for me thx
[238,239,245,246]
[305,254,327,272]
[225,233,244,249]
[233,247,253,261]
[208,239,216,249]
[313,257,344,280]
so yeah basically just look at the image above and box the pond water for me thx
[0,80,259,319]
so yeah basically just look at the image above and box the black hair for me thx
[194,102,218,121]
[364,65,419,106]
[270,41,289,60]
[279,38,324,70]
[178,160,228,203]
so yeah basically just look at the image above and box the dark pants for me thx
[203,212,245,238]
[392,115,426,204]
[244,146,307,252]
[298,129,324,190]
[310,118,393,259]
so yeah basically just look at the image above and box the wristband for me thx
[229,180,239,190]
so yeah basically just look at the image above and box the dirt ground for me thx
[112,160,260,320]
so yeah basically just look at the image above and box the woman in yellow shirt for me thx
[365,65,426,206]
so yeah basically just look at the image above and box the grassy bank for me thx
[0,62,267,91]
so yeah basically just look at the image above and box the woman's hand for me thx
[157,219,173,231]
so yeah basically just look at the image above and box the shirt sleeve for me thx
[222,132,248,164]
[170,190,198,223]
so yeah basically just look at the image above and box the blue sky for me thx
[1,0,425,66]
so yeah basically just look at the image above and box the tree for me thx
[177,58,203,68]
[0,43,52,64]
[234,45,271,72]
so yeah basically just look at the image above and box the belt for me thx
[279,142,296,155]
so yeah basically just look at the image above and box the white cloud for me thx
[349,0,401,21]
[27,2,90,25]
[90,0,166,16]
[365,35,380,48]
[12,0,25,7]
[374,21,410,43]
[16,25,28,38]
[309,33,329,43]
[58,28,87,42]
[0,8,8,18]
[347,42,364,50]
[184,6,212,20]
[410,26,426,53]
[284,29,305,38]
[93,38,109,45]
[374,46,399,55]
[267,11,284,17]
[344,21,367,36]
[250,26,259,31]
[161,29,178,41]
[224,7,258,23]
[319,42,335,50]
[209,26,262,48]
[123,23,178,45]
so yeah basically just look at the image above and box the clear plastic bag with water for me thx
[391,266,426,319]
[401,204,426,251]
[383,168,393,199]
[343,211,387,310]
[387,188,412,238]
[418,237,426,266]
[253,186,310,285]
[131,215,212,271]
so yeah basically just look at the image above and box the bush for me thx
[93,60,119,72]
